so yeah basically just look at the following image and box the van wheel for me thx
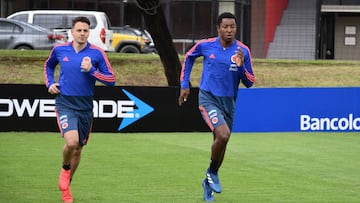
[119,45,140,53]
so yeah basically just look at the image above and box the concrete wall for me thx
[250,0,266,58]
[334,16,360,60]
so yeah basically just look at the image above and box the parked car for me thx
[7,10,114,51]
[0,18,65,50]
[111,26,145,53]
[142,29,157,54]
[112,26,156,54]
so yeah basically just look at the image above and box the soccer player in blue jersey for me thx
[44,16,116,203]
[178,12,255,201]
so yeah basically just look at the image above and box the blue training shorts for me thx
[55,106,93,146]
[198,90,235,132]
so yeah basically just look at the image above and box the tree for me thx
[135,0,182,86]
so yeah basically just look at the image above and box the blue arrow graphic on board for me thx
[118,89,154,131]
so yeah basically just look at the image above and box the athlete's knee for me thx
[73,147,82,156]
[64,130,80,149]
[217,133,230,144]
[214,126,231,145]
[66,141,79,150]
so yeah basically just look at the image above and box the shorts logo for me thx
[61,122,68,129]
[208,109,218,124]
[211,117,218,124]
[59,115,68,129]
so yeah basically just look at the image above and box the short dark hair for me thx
[217,12,237,26]
[72,16,90,28]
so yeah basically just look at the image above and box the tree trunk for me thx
[136,0,181,86]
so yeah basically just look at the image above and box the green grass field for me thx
[1,132,360,203]
[1,50,360,87]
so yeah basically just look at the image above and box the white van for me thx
[7,10,114,51]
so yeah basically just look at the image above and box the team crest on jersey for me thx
[229,54,239,71]
[231,54,237,63]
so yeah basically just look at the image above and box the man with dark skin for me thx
[178,12,255,201]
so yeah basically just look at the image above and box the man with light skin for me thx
[178,12,255,201]
[44,16,116,202]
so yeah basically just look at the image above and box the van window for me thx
[100,14,112,29]
[32,14,97,30]
[33,14,64,29]
[65,15,97,29]
[9,14,28,22]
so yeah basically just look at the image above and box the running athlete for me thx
[44,16,116,203]
[178,12,255,202]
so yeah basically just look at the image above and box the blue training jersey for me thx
[44,41,116,96]
[180,37,255,97]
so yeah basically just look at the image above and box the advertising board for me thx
[1,85,358,132]
[233,87,360,132]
